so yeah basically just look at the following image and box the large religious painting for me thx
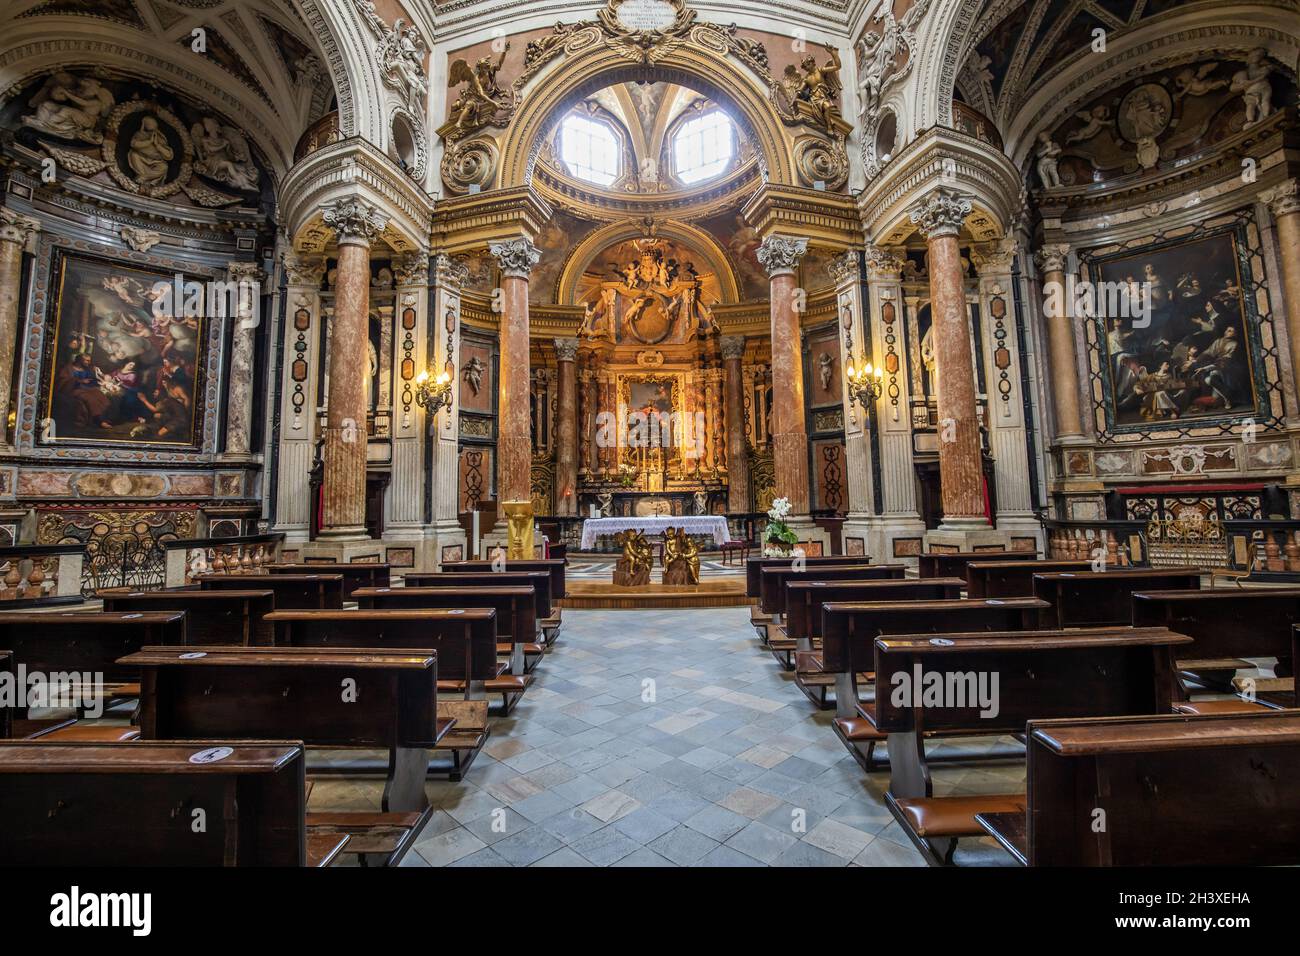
[1091,230,1258,430]
[41,252,206,447]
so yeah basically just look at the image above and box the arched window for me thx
[560,114,620,186]
[673,111,734,184]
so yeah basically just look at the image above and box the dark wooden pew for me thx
[268,608,499,778]
[403,571,552,623]
[978,710,1300,866]
[873,626,1190,864]
[0,610,186,723]
[354,586,533,714]
[1032,567,1200,628]
[780,579,966,704]
[437,558,567,641]
[198,573,345,610]
[821,598,1049,719]
[965,559,1093,598]
[122,644,449,864]
[1132,587,1300,690]
[918,549,1015,580]
[100,589,275,646]
[0,740,353,866]
[266,562,391,596]
[745,555,874,637]
[760,563,905,618]
[0,650,11,739]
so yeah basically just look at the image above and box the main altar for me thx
[579,514,732,550]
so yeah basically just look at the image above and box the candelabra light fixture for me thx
[845,360,884,409]
[415,368,453,414]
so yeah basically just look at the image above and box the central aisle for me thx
[401,608,1019,867]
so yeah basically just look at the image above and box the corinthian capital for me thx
[1034,243,1071,275]
[908,189,973,240]
[827,250,860,288]
[393,251,429,286]
[720,335,747,361]
[553,337,579,362]
[865,245,906,281]
[1262,179,1300,219]
[322,198,386,247]
[969,238,1017,277]
[489,237,542,278]
[0,207,40,246]
[756,236,808,277]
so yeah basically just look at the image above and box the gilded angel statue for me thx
[448,43,510,135]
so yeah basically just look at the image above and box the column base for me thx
[784,515,832,557]
[924,524,1011,552]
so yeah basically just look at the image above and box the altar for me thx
[579,515,732,550]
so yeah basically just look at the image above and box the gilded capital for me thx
[490,237,542,278]
[908,189,973,240]
[756,236,808,277]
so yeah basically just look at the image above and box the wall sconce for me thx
[845,361,884,409]
[415,368,453,414]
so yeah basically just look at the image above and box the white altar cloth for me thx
[580,515,731,550]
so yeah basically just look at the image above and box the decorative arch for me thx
[497,45,796,190]
[555,220,741,305]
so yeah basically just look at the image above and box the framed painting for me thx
[1088,228,1261,432]
[40,251,207,447]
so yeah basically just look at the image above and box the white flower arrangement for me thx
[762,495,798,552]
[767,497,792,521]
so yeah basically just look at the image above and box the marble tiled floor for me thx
[309,607,1026,867]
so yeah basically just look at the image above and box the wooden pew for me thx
[0,650,11,739]
[821,598,1049,720]
[440,559,567,640]
[266,562,391,596]
[0,610,186,726]
[978,710,1300,866]
[122,644,449,865]
[918,549,1015,580]
[354,586,533,714]
[1132,587,1300,691]
[100,589,275,646]
[1032,568,1200,628]
[268,608,499,779]
[782,579,966,705]
[874,626,1190,864]
[760,563,905,618]
[197,573,345,610]
[744,555,874,637]
[403,571,552,664]
[0,740,353,866]
[965,560,1093,598]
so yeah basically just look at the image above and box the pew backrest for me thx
[441,559,566,600]
[821,598,1050,675]
[745,555,873,599]
[354,586,535,646]
[100,590,275,646]
[784,578,964,645]
[0,610,187,685]
[1131,587,1300,668]
[918,550,1016,580]
[266,563,391,595]
[1032,568,1201,628]
[760,564,905,615]
[403,571,552,619]
[1022,711,1300,865]
[966,560,1093,598]
[267,609,498,681]
[198,573,345,610]
[123,645,441,749]
[0,740,308,865]
[872,627,1190,735]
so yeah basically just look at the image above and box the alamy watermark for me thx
[0,665,104,718]
[1044,276,1153,328]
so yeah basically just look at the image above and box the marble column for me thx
[430,255,469,560]
[1263,180,1300,411]
[578,357,596,477]
[553,337,579,515]
[319,199,385,538]
[909,190,987,527]
[387,252,430,539]
[721,335,750,512]
[1034,242,1084,441]
[489,238,541,505]
[274,253,326,536]
[0,208,39,448]
[757,236,811,514]
[598,371,616,475]
[223,261,263,459]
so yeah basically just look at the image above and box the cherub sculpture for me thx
[613,529,653,587]
[662,528,701,586]
[1173,63,1227,99]
[448,43,510,136]
[1065,105,1112,144]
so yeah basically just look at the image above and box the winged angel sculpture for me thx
[444,45,512,140]
[856,0,931,123]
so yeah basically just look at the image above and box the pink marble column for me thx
[553,337,579,515]
[1263,180,1300,407]
[909,190,987,526]
[757,236,811,514]
[0,208,39,447]
[490,238,541,504]
[1035,243,1084,441]
[721,335,750,512]
[319,199,384,538]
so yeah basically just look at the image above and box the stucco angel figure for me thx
[796,44,844,132]
[128,117,174,187]
[1231,49,1275,127]
[191,117,259,191]
[1066,105,1112,144]
[1173,63,1227,99]
[23,74,115,144]
[1035,132,1063,189]
[448,43,510,135]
